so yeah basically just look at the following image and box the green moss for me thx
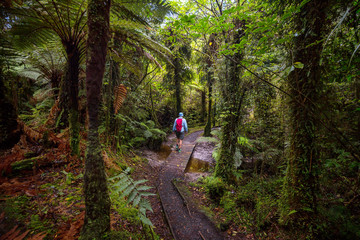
[69,108,80,156]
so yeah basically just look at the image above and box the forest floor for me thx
[0,128,250,239]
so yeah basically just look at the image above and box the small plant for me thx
[109,167,155,226]
[202,176,226,204]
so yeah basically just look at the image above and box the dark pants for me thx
[175,131,185,140]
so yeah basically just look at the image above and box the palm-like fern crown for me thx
[11,0,88,58]
[23,45,66,85]
[9,0,173,78]
[110,0,173,77]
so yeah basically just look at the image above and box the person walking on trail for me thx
[173,112,188,152]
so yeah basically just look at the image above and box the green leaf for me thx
[133,194,142,207]
[136,185,153,191]
[288,210,297,216]
[127,189,139,204]
[294,62,304,69]
[139,214,153,226]
[133,179,148,186]
[120,185,135,198]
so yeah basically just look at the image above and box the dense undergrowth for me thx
[193,128,360,240]
[0,126,163,239]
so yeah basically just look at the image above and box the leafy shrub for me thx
[202,176,226,204]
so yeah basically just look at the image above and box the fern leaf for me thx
[139,192,155,197]
[136,185,153,191]
[139,214,153,226]
[133,194,142,207]
[120,184,135,198]
[114,84,127,114]
[132,179,148,186]
[127,189,139,204]
[140,198,153,212]
[108,173,123,181]
[113,177,130,189]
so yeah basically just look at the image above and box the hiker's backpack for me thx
[176,118,183,132]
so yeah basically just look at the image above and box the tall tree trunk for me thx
[356,76,360,141]
[174,56,182,113]
[65,45,81,155]
[280,0,330,231]
[105,59,118,145]
[0,68,19,149]
[204,33,217,137]
[81,0,111,238]
[201,87,206,123]
[204,70,213,137]
[215,19,245,183]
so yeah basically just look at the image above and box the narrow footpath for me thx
[158,131,225,240]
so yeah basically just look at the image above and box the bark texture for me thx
[215,20,246,182]
[0,69,19,149]
[81,0,111,239]
[281,0,330,230]
[204,34,217,137]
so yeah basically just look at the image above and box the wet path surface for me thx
[158,131,225,240]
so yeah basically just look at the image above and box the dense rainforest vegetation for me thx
[0,0,359,239]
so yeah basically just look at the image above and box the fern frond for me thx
[114,84,128,114]
[109,167,155,226]
[139,198,153,212]
[136,185,153,191]
[133,179,149,186]
[139,214,153,226]
[127,190,139,204]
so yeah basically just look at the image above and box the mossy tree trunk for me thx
[65,45,81,155]
[204,34,217,137]
[204,70,213,137]
[104,59,118,145]
[280,0,331,231]
[201,87,206,123]
[81,0,111,239]
[0,68,19,149]
[215,19,246,183]
[174,56,182,114]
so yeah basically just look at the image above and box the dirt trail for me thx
[157,131,225,240]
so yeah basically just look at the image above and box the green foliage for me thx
[0,195,30,222]
[28,214,54,234]
[114,114,166,151]
[214,177,282,237]
[202,176,226,204]
[109,168,155,227]
[321,205,360,239]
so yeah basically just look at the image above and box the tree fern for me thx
[109,167,155,226]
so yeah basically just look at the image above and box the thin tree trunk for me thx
[174,57,182,113]
[201,87,206,123]
[150,84,160,127]
[81,0,111,238]
[356,76,360,140]
[204,71,213,137]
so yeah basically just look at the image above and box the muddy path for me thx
[145,131,225,240]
